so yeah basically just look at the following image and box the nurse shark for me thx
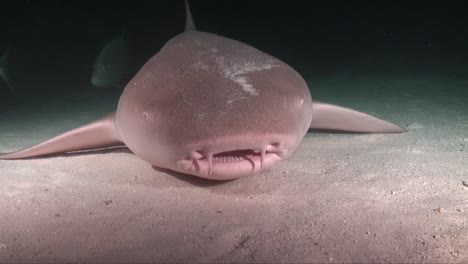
[0,1,406,180]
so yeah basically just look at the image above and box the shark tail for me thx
[0,113,124,159]
[310,101,406,133]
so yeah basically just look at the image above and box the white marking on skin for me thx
[216,56,279,96]
[192,61,208,70]
[196,112,207,120]
[233,76,257,95]
[226,96,247,105]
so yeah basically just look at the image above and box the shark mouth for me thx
[175,146,290,180]
[211,149,260,162]
[204,149,267,174]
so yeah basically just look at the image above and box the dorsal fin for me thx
[310,101,406,133]
[184,0,197,32]
[0,113,123,159]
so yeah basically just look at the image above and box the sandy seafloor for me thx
[0,74,467,263]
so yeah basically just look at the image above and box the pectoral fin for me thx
[0,112,124,159]
[310,101,406,133]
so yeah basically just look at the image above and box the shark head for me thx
[115,32,313,180]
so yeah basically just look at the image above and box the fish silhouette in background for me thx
[90,27,129,89]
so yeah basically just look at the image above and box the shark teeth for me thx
[212,150,257,160]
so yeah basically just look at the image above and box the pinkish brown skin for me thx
[115,31,313,180]
[0,31,405,180]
